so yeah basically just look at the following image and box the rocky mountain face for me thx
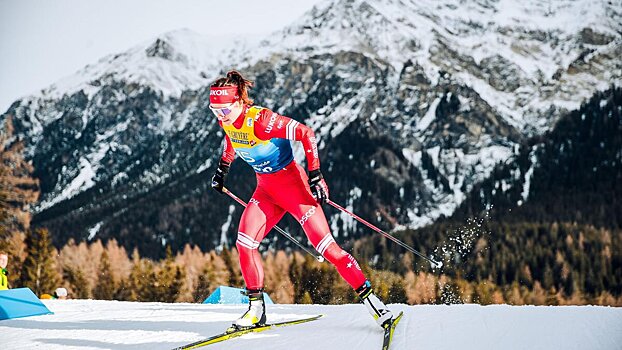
[452,86,622,229]
[2,0,620,257]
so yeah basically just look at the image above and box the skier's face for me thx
[0,254,7,269]
[211,100,243,126]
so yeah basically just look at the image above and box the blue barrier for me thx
[203,286,274,304]
[0,288,53,320]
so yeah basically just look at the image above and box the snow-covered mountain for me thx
[2,300,622,349]
[2,0,620,254]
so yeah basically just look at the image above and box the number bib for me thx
[222,106,294,173]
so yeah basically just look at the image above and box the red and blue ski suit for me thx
[219,105,366,291]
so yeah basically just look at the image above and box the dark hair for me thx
[211,70,254,105]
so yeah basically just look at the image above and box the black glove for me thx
[308,169,329,204]
[211,160,230,193]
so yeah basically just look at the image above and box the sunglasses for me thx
[209,102,236,120]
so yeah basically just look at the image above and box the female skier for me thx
[209,70,393,329]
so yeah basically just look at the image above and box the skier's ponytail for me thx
[211,70,254,105]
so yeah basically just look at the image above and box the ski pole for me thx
[326,199,442,269]
[222,187,325,262]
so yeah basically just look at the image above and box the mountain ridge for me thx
[2,0,620,256]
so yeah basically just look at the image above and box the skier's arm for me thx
[220,133,236,165]
[211,134,235,194]
[254,109,320,171]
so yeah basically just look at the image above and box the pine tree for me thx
[138,261,158,301]
[63,265,91,299]
[170,267,185,302]
[272,250,295,303]
[220,247,243,287]
[154,246,185,302]
[387,279,408,304]
[289,253,304,302]
[93,251,116,300]
[122,249,146,301]
[113,278,132,301]
[300,291,313,304]
[193,260,214,303]
[298,255,336,304]
[20,228,61,296]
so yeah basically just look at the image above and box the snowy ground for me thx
[1,300,621,350]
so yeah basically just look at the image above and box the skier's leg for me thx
[301,207,393,326]
[270,164,366,288]
[234,189,285,328]
[236,189,285,290]
[297,203,367,288]
[276,164,393,327]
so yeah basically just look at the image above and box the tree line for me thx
[2,228,621,306]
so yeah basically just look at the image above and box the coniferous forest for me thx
[0,87,620,306]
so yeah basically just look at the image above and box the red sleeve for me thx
[254,109,320,171]
[221,133,236,165]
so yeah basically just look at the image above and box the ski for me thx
[381,311,404,350]
[172,314,323,349]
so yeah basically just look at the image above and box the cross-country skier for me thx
[209,70,393,329]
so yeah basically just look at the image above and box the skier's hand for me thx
[211,160,230,194]
[308,169,329,204]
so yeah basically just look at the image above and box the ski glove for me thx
[211,160,230,194]
[308,169,329,204]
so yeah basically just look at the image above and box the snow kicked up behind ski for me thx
[171,314,323,349]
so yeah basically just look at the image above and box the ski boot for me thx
[231,288,267,330]
[356,280,393,328]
